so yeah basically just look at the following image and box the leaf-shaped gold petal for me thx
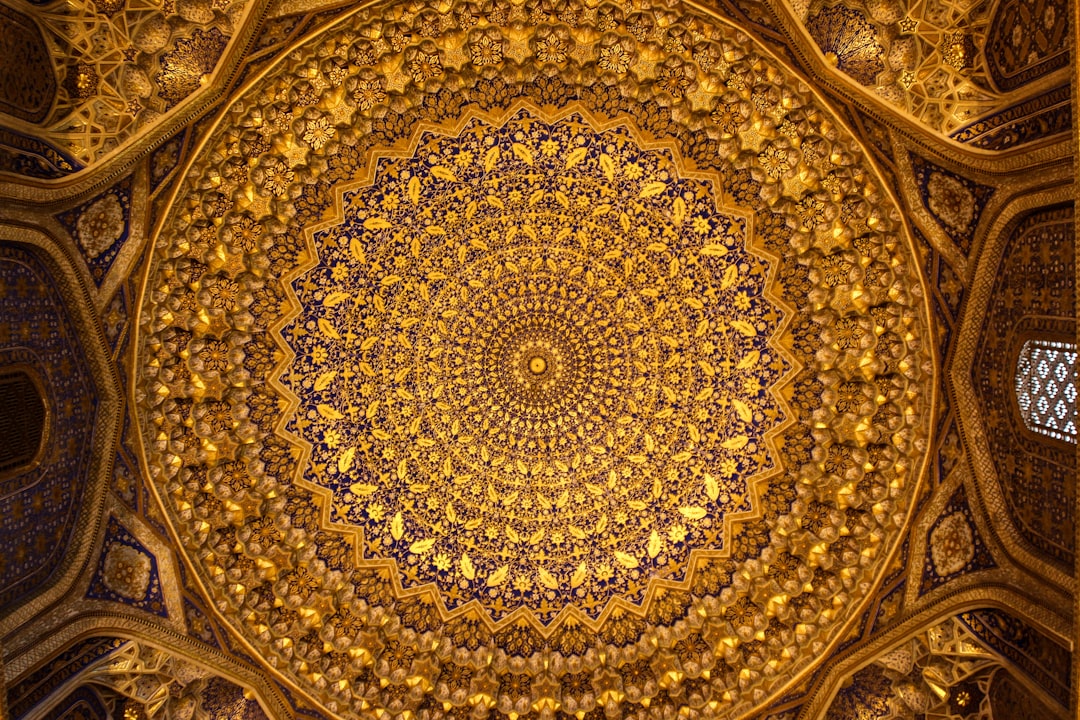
[731,320,757,337]
[570,562,587,588]
[538,567,560,590]
[317,403,344,420]
[486,564,509,587]
[639,181,667,198]
[600,154,615,181]
[511,143,534,165]
[460,552,476,580]
[647,530,663,558]
[363,217,392,230]
[737,350,760,369]
[323,292,350,307]
[484,146,500,172]
[430,166,457,181]
[673,197,687,226]
[337,447,355,473]
[410,538,437,554]
[705,473,720,502]
[720,263,739,288]
[565,147,587,168]
[733,399,753,422]
[349,237,366,262]
[317,318,341,340]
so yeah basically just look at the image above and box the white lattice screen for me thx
[1015,339,1078,443]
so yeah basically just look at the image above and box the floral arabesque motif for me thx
[76,193,125,259]
[929,511,975,576]
[135,2,932,716]
[102,543,152,599]
[284,109,785,622]
[926,172,975,232]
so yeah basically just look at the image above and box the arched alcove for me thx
[0,367,47,477]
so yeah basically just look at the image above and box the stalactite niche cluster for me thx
[134,0,934,716]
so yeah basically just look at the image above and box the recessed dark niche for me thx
[0,368,47,476]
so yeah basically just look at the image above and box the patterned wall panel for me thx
[6,637,125,719]
[972,205,1075,567]
[951,85,1072,150]
[0,244,98,611]
[919,484,995,595]
[959,608,1071,707]
[909,153,994,255]
[0,4,56,123]
[0,0,253,170]
[985,0,1070,92]
[199,677,269,719]
[48,686,111,720]
[988,668,1061,719]
[805,5,885,86]
[821,617,1002,720]
[86,515,167,616]
[9,639,273,719]
[56,174,134,286]
[0,127,80,178]
[796,0,1013,137]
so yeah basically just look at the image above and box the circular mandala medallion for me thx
[283,108,787,621]
[135,2,934,716]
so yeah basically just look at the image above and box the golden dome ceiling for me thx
[134,0,934,716]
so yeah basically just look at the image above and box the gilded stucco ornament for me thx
[284,107,787,624]
[135,0,933,716]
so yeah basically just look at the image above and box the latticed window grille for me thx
[1015,339,1078,443]
[0,369,46,474]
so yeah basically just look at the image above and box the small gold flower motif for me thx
[598,45,630,73]
[102,544,152,600]
[199,339,230,372]
[757,144,791,180]
[657,66,690,99]
[353,79,387,111]
[303,116,335,149]
[263,160,294,195]
[470,34,503,66]
[536,36,567,63]
[409,51,443,82]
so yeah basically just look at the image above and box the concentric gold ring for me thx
[135,2,932,713]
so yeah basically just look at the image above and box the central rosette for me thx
[282,108,789,623]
